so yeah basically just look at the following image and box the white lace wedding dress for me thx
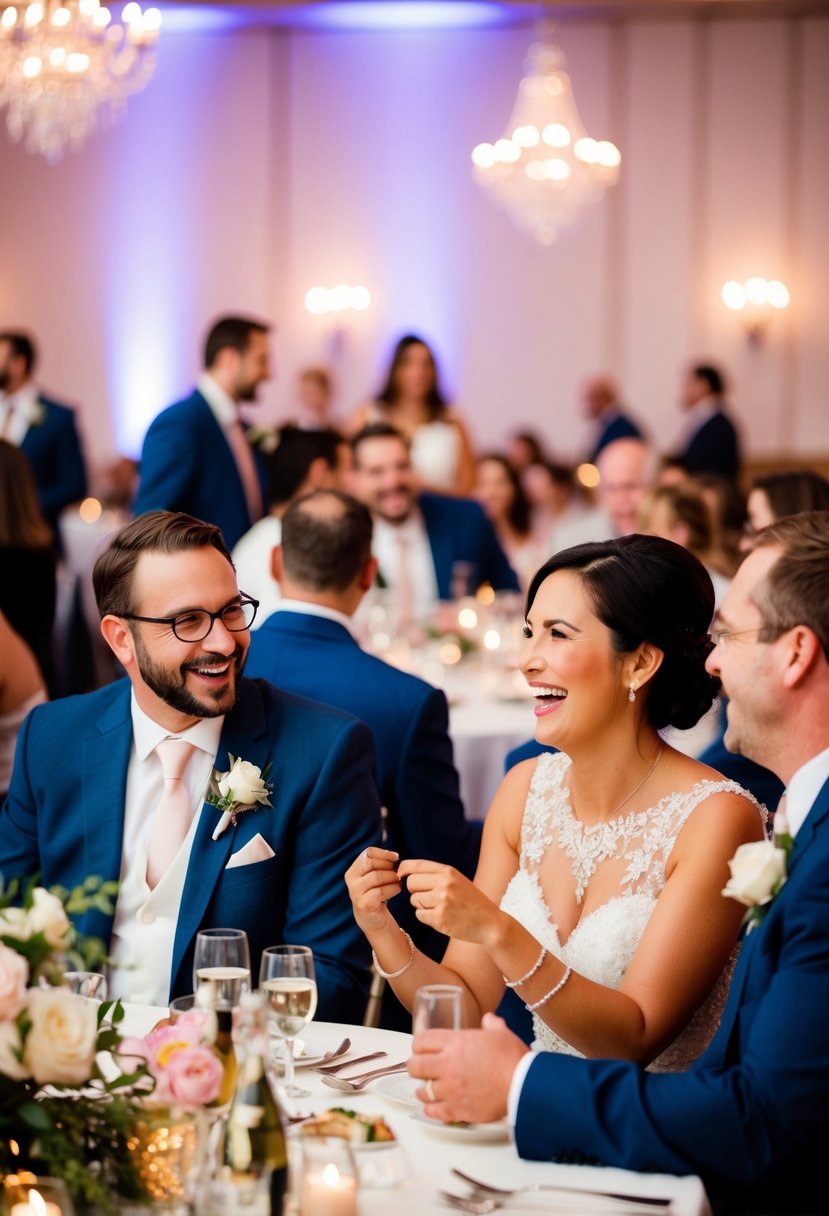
[500,751,765,1072]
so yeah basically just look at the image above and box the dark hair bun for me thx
[647,630,719,731]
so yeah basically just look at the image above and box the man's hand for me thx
[408,1013,530,1124]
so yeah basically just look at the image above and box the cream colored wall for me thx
[1,15,826,473]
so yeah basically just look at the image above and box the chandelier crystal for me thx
[0,0,161,163]
[471,39,621,245]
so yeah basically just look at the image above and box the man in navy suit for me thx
[581,373,644,464]
[410,511,829,1215]
[350,424,518,624]
[0,511,382,1023]
[0,331,88,535]
[134,316,270,550]
[674,363,741,480]
[246,489,481,1026]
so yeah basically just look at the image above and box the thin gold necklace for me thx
[571,744,664,822]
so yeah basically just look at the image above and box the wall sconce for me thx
[722,277,789,344]
[304,285,371,315]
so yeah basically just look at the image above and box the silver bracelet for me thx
[525,965,573,1013]
[372,929,415,979]
[503,945,547,990]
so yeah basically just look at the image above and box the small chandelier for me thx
[0,0,161,163]
[471,39,621,245]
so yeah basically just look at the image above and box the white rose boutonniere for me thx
[722,810,794,932]
[207,754,273,841]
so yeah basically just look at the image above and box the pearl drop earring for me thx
[629,683,636,703]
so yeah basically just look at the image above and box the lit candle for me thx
[10,1189,62,1216]
[301,1163,357,1216]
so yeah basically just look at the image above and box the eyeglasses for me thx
[119,596,259,642]
[709,624,784,648]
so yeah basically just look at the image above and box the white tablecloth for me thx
[122,1009,710,1216]
[449,694,535,822]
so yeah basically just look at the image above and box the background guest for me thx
[475,453,547,590]
[348,334,476,496]
[639,481,732,609]
[693,472,747,577]
[551,437,655,551]
[581,373,644,464]
[246,489,480,1028]
[505,430,548,475]
[743,469,829,549]
[522,460,580,551]
[0,330,88,544]
[673,362,741,480]
[134,315,271,550]
[0,440,57,692]
[231,426,348,626]
[0,611,46,801]
[293,366,336,430]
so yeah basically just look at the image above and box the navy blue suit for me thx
[246,612,481,976]
[681,409,740,480]
[417,493,519,598]
[588,411,643,464]
[134,390,267,550]
[514,776,829,1215]
[0,677,383,1023]
[21,395,88,532]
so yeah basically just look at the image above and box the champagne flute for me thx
[193,928,251,1007]
[259,945,317,1098]
[412,983,463,1034]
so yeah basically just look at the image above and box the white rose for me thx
[24,987,98,1085]
[722,841,787,909]
[0,940,29,1019]
[0,1017,30,1080]
[218,758,270,806]
[28,888,72,948]
[0,906,31,941]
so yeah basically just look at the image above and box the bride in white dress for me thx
[346,535,766,1068]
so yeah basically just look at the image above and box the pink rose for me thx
[165,1044,223,1108]
[0,941,29,1019]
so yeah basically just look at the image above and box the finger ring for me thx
[425,1078,436,1103]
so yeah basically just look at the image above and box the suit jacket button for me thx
[140,911,155,924]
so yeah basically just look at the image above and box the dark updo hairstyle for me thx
[525,535,719,731]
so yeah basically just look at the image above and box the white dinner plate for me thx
[411,1110,511,1142]
[374,1073,421,1108]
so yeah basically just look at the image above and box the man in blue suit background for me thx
[674,363,741,481]
[0,330,88,537]
[581,372,644,465]
[134,316,270,550]
[409,511,829,1215]
[0,511,382,1022]
[350,424,518,625]
[246,489,481,1027]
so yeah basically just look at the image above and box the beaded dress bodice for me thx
[500,751,766,1072]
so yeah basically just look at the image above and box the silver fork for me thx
[320,1060,410,1092]
[450,1168,672,1208]
[315,1050,386,1075]
[441,1192,670,1215]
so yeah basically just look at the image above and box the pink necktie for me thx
[396,532,414,635]
[227,420,264,523]
[146,739,197,889]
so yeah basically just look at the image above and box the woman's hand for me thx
[397,859,502,947]
[344,846,401,934]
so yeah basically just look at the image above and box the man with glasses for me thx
[409,511,829,1216]
[0,511,382,1022]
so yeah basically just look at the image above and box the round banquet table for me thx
[122,1008,710,1216]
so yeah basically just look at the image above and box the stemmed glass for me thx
[192,928,251,1006]
[259,945,317,1099]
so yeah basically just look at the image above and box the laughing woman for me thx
[346,536,766,1069]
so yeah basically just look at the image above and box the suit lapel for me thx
[171,681,275,983]
[79,686,132,939]
[419,496,452,599]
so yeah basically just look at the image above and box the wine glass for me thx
[412,984,463,1035]
[259,945,317,1099]
[61,970,108,1001]
[193,928,251,1008]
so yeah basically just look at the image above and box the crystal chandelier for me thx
[0,1,161,163]
[471,39,621,245]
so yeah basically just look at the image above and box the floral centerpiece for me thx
[0,877,220,1210]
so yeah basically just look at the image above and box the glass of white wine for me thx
[259,944,317,1098]
[193,927,251,1007]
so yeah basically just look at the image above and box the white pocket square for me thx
[226,833,276,869]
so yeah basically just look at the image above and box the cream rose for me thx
[722,840,787,909]
[218,758,271,807]
[0,906,31,941]
[0,1017,30,1080]
[24,987,98,1085]
[28,887,72,948]
[0,940,29,1019]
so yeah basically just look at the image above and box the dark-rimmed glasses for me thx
[119,595,259,642]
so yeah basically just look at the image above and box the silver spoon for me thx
[451,1168,672,1208]
[319,1036,351,1062]
[320,1060,410,1092]
[316,1050,386,1075]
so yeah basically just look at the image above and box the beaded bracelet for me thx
[525,965,573,1013]
[372,929,415,979]
[503,945,547,990]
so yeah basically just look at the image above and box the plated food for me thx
[300,1107,396,1143]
